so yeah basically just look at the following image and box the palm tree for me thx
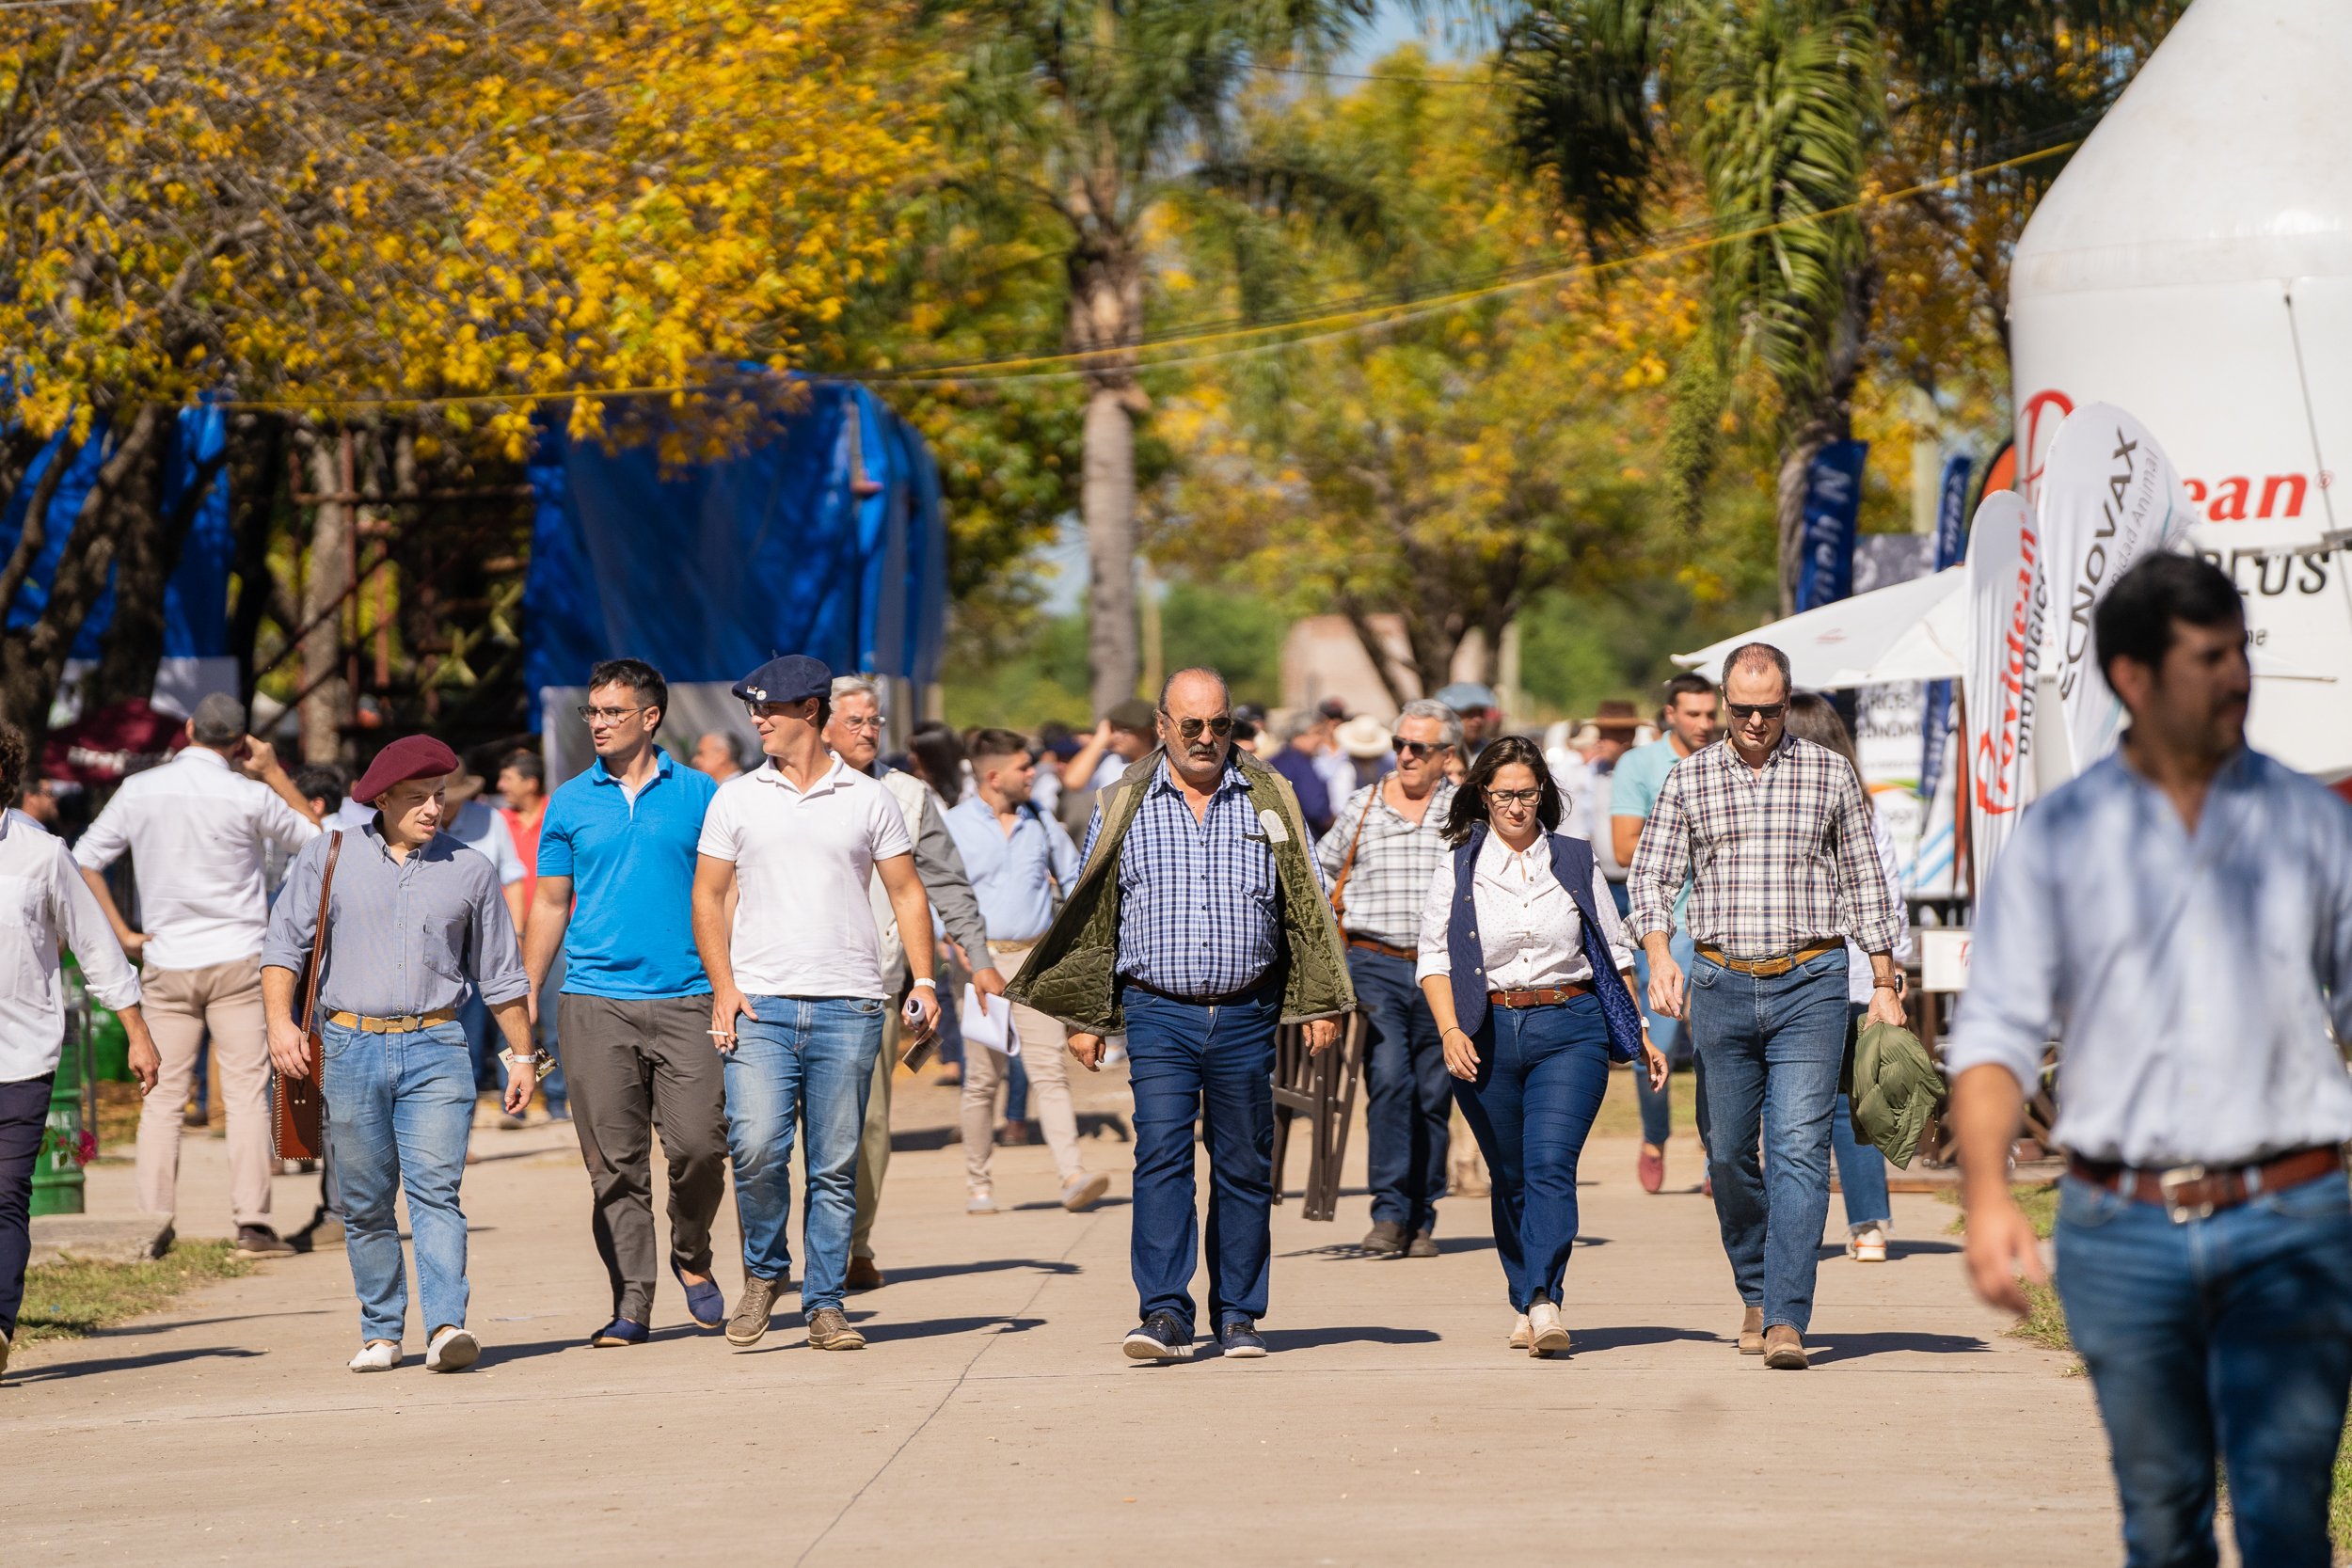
[953,0,1374,712]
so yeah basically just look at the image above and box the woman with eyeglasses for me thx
[1416,735,1665,1356]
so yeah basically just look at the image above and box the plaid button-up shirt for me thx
[1315,780,1457,951]
[1628,735,1901,961]
[1084,757,1326,998]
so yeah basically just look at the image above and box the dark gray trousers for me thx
[558,992,728,1323]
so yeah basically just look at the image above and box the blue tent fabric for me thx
[0,405,234,659]
[523,383,949,723]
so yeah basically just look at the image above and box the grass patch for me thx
[1592,1064,1698,1142]
[11,1242,253,1348]
[1938,1180,2058,1239]
[2010,1279,2074,1354]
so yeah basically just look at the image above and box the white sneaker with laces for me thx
[1526,1300,1572,1356]
[1507,1314,1531,1351]
[349,1340,402,1372]
[1850,1224,1888,1263]
[424,1326,479,1372]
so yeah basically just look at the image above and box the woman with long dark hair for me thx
[1415,735,1666,1355]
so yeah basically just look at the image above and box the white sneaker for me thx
[1849,1224,1888,1263]
[1061,1173,1110,1212]
[349,1340,402,1372]
[1507,1314,1531,1351]
[424,1326,479,1372]
[1527,1301,1571,1357]
[967,1190,998,1215]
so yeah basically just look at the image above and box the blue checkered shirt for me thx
[1083,757,1310,997]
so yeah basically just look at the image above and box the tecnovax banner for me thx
[2037,404,2201,775]
[1963,490,2044,891]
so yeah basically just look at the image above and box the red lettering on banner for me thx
[2020,390,2074,500]
[2208,477,2251,521]
[2185,479,2207,503]
[2258,474,2307,518]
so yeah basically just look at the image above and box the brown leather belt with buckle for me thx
[1486,982,1594,1009]
[2068,1146,2344,1223]
[1346,937,1416,961]
[326,1007,460,1035]
[1693,938,1842,978]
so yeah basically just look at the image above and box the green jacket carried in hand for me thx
[1005,746,1356,1035]
[1846,1020,1946,1170]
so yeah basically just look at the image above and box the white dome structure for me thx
[2008,0,2352,778]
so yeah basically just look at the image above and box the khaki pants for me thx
[136,956,273,1227]
[963,1002,1084,1191]
[849,1002,899,1263]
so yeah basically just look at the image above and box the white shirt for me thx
[698,754,914,999]
[447,798,527,886]
[331,797,375,832]
[1846,810,1915,1005]
[1312,745,1357,813]
[0,809,142,1079]
[73,748,320,970]
[1415,832,1637,990]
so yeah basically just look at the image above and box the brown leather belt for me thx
[1487,982,1593,1009]
[1694,938,1842,978]
[2067,1146,2344,1223]
[326,1007,460,1034]
[1346,937,1417,961]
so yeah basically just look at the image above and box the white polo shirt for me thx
[697,753,914,999]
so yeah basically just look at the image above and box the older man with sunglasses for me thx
[1316,698,1460,1259]
[1627,643,1903,1371]
[1008,667,1355,1362]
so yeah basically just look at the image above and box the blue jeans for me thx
[1452,994,1613,1310]
[2057,1170,2352,1567]
[1121,980,1280,1336]
[1689,946,1849,1333]
[1830,1005,1890,1230]
[723,995,884,1313]
[319,1019,476,1343]
[1349,948,1452,1235]
[1628,911,1695,1148]
[467,978,570,1116]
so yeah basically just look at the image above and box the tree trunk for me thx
[228,416,288,705]
[300,436,354,762]
[1082,384,1137,714]
[1774,432,1822,618]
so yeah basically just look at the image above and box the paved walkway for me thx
[7,1064,2119,1565]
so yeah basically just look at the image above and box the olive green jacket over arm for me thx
[1004,747,1357,1035]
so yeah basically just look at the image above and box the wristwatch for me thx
[501,1049,555,1073]
[1872,973,1907,997]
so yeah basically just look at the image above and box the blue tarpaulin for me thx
[0,404,233,658]
[524,382,948,723]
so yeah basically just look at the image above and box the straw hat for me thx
[1335,715,1393,759]
[1592,700,1643,735]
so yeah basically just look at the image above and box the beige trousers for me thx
[962,1002,1083,1190]
[849,1003,899,1262]
[136,955,273,1227]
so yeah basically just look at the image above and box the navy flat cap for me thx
[731,655,834,706]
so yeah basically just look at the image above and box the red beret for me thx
[353,736,462,806]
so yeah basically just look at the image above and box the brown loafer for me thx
[807,1306,866,1351]
[1763,1324,1808,1370]
[846,1256,885,1291]
[1739,1306,1765,1354]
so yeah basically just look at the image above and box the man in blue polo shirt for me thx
[521,657,727,1348]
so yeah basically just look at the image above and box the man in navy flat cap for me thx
[263,734,538,1374]
[691,656,940,1352]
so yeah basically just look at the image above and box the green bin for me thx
[63,955,131,1082]
[30,1006,90,1217]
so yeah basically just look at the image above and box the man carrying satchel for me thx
[263,736,537,1373]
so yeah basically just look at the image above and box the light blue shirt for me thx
[1610,736,1692,924]
[446,798,525,886]
[943,793,1082,946]
[1945,746,2352,1167]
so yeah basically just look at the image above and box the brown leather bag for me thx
[272,831,342,1162]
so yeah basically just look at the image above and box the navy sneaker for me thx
[673,1259,726,1329]
[1217,1318,1268,1358]
[590,1318,648,1348]
[1121,1311,1192,1362]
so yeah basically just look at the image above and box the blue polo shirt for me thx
[538,750,716,998]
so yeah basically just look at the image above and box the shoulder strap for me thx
[300,832,343,1031]
[1327,785,1375,922]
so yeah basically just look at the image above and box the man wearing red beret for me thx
[262,735,538,1373]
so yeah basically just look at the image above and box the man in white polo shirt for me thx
[73,692,320,1255]
[691,656,940,1354]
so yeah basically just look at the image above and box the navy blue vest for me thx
[1446,823,1645,1061]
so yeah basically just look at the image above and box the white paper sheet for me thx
[961,984,1014,1055]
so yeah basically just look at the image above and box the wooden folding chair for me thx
[1269,1009,1367,1221]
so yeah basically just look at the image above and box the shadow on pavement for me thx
[1010,1196,1132,1212]
[7,1344,268,1384]
[869,1258,1084,1287]
[475,1323,712,1365]
[1812,1239,1963,1260]
[1557,1324,1725,1354]
[1806,1331,1991,1364]
[1256,1324,1443,1352]
[857,1314,1046,1344]
[81,1309,332,1338]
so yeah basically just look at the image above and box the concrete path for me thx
[6,1064,2119,1565]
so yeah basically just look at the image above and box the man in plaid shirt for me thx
[1628,643,1904,1370]
[1316,698,1461,1259]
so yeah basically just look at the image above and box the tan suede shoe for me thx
[1763,1324,1808,1370]
[1739,1306,1765,1354]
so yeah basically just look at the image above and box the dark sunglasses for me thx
[1725,702,1788,721]
[1392,737,1451,758]
[1165,713,1233,740]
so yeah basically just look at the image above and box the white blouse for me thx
[1415,831,1638,990]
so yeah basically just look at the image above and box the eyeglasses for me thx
[578,705,647,725]
[1485,786,1543,806]
[1392,737,1451,758]
[1164,714,1233,740]
[742,699,802,720]
[834,714,884,733]
[1724,702,1788,721]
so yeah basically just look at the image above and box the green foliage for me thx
[1160,580,1288,708]
[12,1242,253,1348]
[1517,573,1772,721]
[2010,1278,2074,1355]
